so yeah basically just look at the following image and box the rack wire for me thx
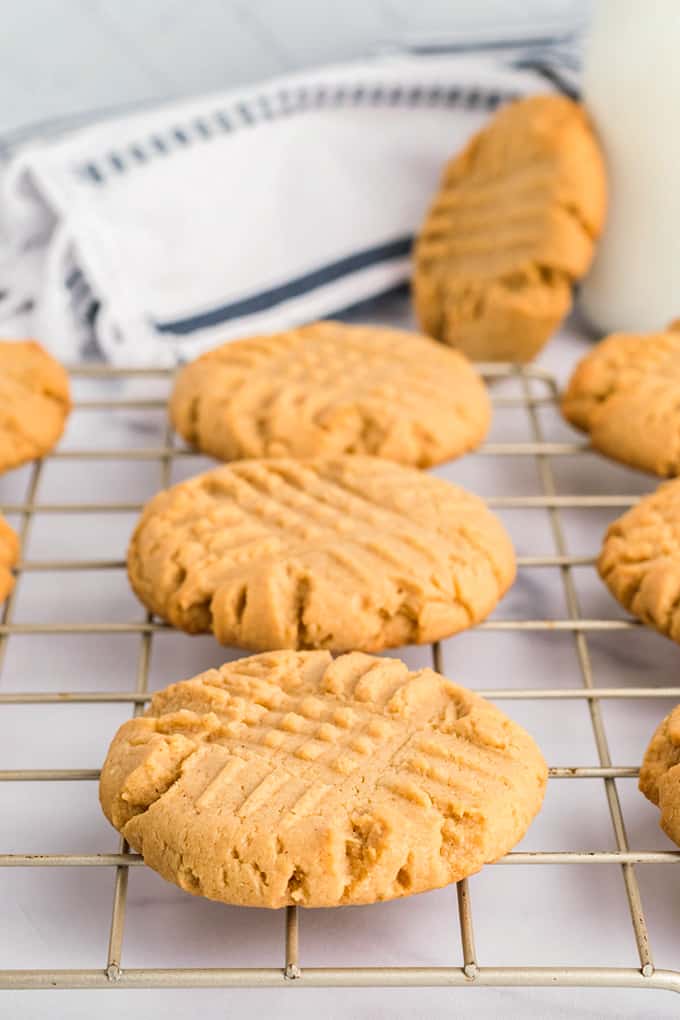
[1,361,679,996]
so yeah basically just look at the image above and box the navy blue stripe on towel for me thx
[511,59,578,99]
[77,83,519,187]
[155,236,412,335]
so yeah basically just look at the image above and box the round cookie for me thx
[562,325,680,476]
[0,515,19,604]
[639,705,680,846]
[598,479,680,643]
[413,94,606,362]
[127,456,516,652]
[0,340,71,473]
[170,321,490,467]
[100,649,547,908]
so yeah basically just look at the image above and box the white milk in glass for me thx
[580,1,680,333]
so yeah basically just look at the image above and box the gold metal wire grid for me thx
[1,361,679,995]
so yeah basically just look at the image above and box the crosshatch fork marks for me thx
[126,455,515,652]
[169,322,490,466]
[99,650,546,908]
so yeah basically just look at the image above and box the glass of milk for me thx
[580,0,680,333]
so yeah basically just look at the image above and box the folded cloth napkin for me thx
[0,37,578,365]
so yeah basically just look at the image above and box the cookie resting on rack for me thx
[562,323,680,476]
[640,705,680,846]
[0,515,19,604]
[598,478,680,644]
[413,94,606,362]
[127,456,516,652]
[170,321,490,468]
[99,649,547,908]
[0,340,71,473]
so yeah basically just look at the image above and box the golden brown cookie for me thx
[127,456,515,652]
[413,94,606,362]
[0,515,19,604]
[598,479,680,643]
[0,340,71,473]
[170,321,490,467]
[639,705,680,846]
[562,326,680,476]
[100,649,547,907]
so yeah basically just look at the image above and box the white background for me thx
[0,0,590,135]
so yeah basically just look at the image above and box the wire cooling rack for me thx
[0,361,679,997]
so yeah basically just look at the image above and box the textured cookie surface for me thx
[170,321,490,467]
[0,340,71,473]
[0,516,19,604]
[100,649,547,907]
[127,456,516,652]
[562,327,680,476]
[414,95,606,362]
[598,479,680,643]
[640,705,680,846]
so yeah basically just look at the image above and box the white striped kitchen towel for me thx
[0,35,579,365]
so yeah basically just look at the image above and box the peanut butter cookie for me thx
[562,325,680,476]
[170,321,490,467]
[0,340,71,473]
[127,456,515,652]
[640,705,680,846]
[598,479,680,643]
[414,95,606,361]
[100,649,547,907]
[0,515,19,604]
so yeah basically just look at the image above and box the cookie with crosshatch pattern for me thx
[598,478,680,644]
[0,340,71,473]
[169,321,491,468]
[99,650,547,907]
[640,704,680,846]
[413,95,606,362]
[562,323,680,477]
[0,515,19,604]
[126,455,516,652]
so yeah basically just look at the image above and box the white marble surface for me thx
[1,293,679,1018]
